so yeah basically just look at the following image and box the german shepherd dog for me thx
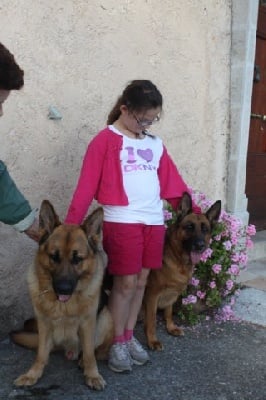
[143,192,221,350]
[11,200,113,390]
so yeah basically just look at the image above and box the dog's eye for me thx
[72,251,83,265]
[184,223,194,232]
[201,224,209,234]
[49,251,61,263]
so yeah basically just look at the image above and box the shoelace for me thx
[129,338,143,351]
[114,343,129,360]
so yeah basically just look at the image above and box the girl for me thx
[65,80,200,373]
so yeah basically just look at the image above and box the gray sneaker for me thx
[108,343,132,373]
[127,337,150,365]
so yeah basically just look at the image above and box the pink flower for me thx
[163,210,172,221]
[226,279,234,291]
[246,224,256,236]
[190,277,200,286]
[229,216,242,232]
[212,264,222,274]
[238,253,248,266]
[223,240,232,251]
[182,295,197,305]
[213,234,221,241]
[209,281,216,289]
[231,253,240,263]
[200,248,213,262]
[196,290,206,299]
[231,236,239,246]
[246,238,254,249]
[228,264,240,276]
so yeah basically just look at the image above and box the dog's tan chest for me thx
[50,316,80,350]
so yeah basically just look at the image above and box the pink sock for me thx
[124,329,133,341]
[112,334,125,344]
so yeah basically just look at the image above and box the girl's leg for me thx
[107,274,138,373]
[124,268,151,365]
[108,274,137,339]
[125,268,150,332]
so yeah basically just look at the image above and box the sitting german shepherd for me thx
[11,200,113,390]
[143,192,221,350]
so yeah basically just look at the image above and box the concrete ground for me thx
[0,256,265,400]
[0,320,265,400]
[235,257,266,327]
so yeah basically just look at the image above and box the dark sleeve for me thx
[0,161,32,225]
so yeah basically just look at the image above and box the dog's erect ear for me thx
[81,207,104,245]
[39,200,61,243]
[205,200,221,227]
[176,192,193,221]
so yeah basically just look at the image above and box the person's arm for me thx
[65,132,107,224]
[158,146,201,213]
[0,161,39,240]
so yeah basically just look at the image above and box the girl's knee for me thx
[136,279,147,291]
[113,275,137,295]
[137,268,150,289]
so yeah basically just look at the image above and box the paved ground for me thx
[1,318,265,400]
[1,258,265,400]
[235,258,266,327]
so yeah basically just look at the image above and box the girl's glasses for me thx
[133,114,160,127]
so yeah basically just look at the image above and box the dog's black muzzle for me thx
[192,239,207,253]
[52,277,79,302]
[184,238,207,254]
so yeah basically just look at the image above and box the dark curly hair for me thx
[0,42,24,90]
[107,80,163,125]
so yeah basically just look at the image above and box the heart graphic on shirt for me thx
[137,149,153,162]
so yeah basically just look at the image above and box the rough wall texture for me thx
[0,0,231,337]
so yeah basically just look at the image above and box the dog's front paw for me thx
[85,374,106,390]
[167,326,184,336]
[147,340,164,351]
[14,373,38,387]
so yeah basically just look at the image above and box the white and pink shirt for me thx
[103,125,164,224]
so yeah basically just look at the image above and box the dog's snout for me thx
[53,278,77,295]
[194,240,206,252]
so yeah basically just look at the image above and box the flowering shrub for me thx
[164,190,256,325]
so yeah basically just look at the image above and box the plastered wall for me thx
[0,0,231,337]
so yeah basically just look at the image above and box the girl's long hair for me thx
[107,80,162,125]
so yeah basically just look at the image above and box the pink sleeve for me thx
[64,134,106,224]
[158,146,201,214]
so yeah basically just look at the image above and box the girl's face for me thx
[120,106,161,135]
[0,89,10,117]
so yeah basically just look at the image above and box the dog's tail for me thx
[10,318,38,349]
[10,331,39,349]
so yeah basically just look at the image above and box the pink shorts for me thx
[103,222,166,275]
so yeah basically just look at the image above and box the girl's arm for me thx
[65,133,106,224]
[158,146,201,214]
